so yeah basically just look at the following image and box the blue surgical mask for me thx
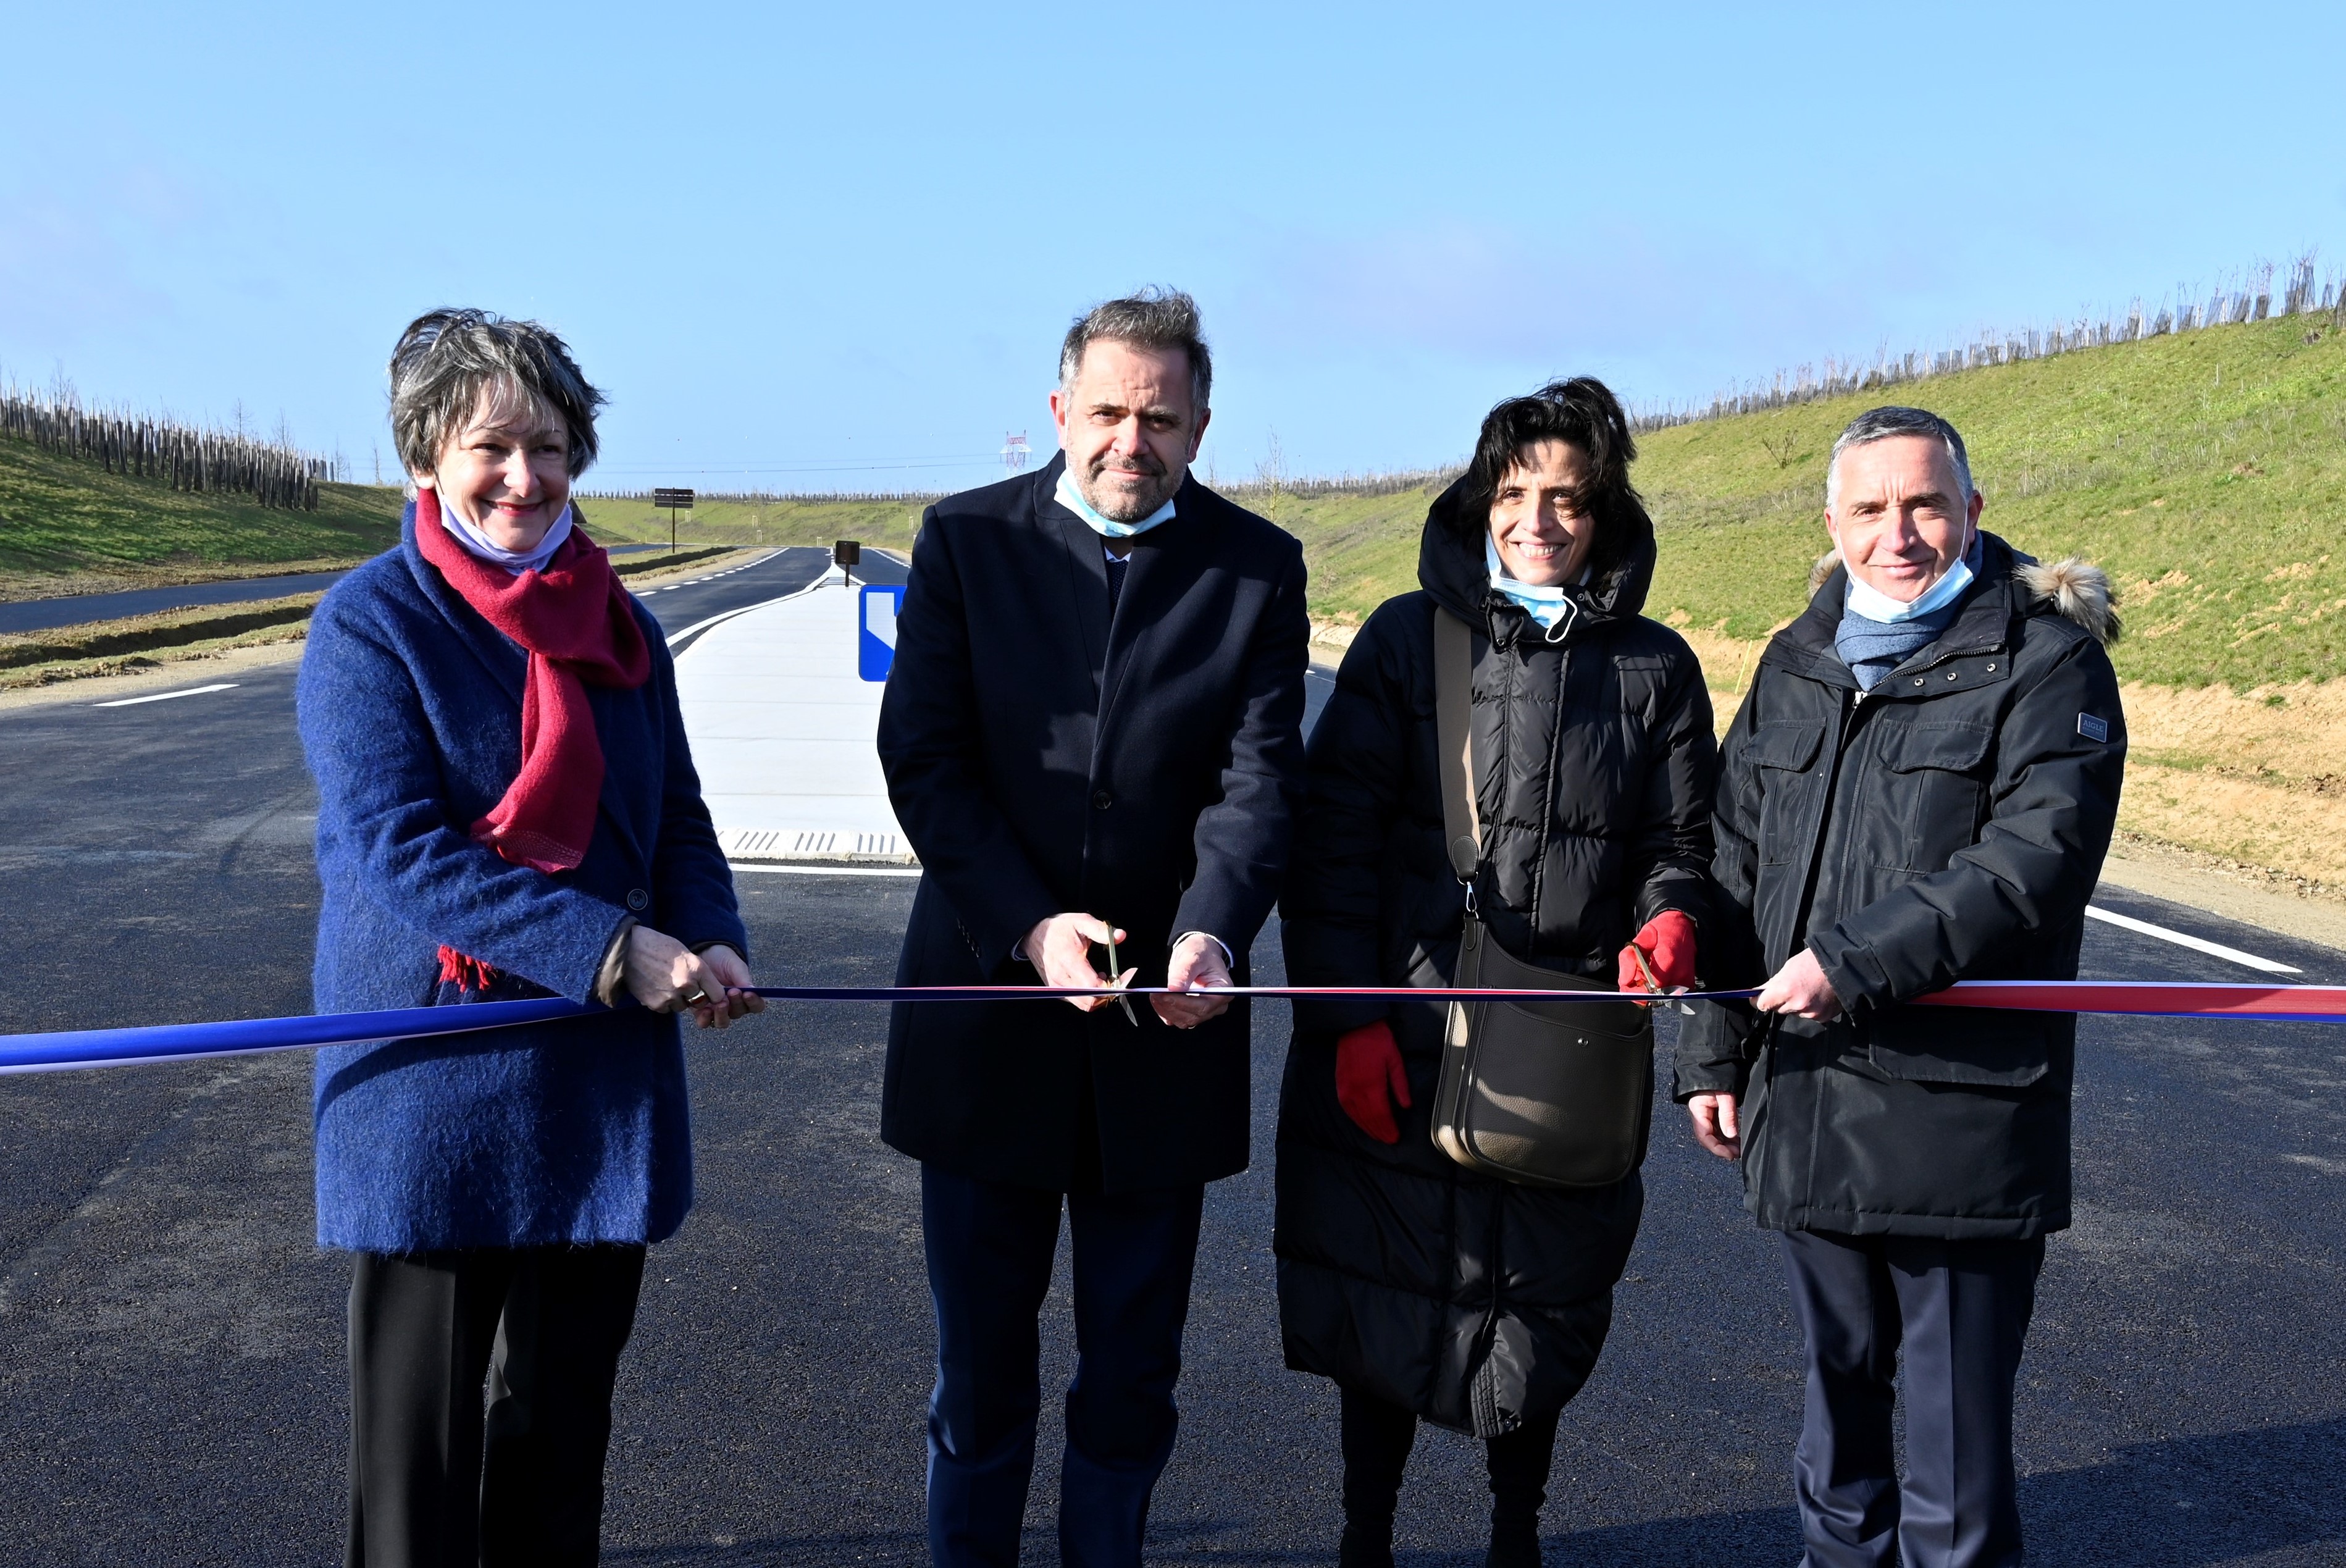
[1485,534,1581,639]
[1843,531,1981,623]
[1056,466,1176,540]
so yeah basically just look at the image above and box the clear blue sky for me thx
[4,1,2340,495]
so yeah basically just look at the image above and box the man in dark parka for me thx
[878,290,1309,1568]
[1676,406,2125,1568]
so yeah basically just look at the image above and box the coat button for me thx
[626,888,649,912]
[1912,677,1925,687]
[1947,671,1959,681]
[1092,789,1114,810]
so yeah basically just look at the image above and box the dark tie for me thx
[1105,553,1128,618]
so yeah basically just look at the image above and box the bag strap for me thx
[1433,606,1480,884]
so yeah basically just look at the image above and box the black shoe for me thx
[1339,1519,1397,1568]
[1485,1517,1542,1568]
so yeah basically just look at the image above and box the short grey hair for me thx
[1058,288,1212,413]
[388,308,606,479]
[1825,405,1973,508]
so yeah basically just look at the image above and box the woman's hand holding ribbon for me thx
[624,926,765,1028]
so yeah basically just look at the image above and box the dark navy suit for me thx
[878,455,1309,1564]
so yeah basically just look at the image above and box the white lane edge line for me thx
[730,862,923,878]
[2085,904,2302,975]
[664,570,839,652]
[93,682,241,708]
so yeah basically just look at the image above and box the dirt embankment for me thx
[1678,627,2346,909]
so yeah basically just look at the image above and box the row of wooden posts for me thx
[0,388,335,511]
[1632,253,2345,434]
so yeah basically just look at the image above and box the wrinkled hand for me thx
[1619,911,1698,993]
[1021,913,1136,1012]
[1154,934,1233,1029]
[1686,1092,1741,1160]
[1753,947,1842,1021]
[624,928,764,1029]
[1334,1020,1412,1144]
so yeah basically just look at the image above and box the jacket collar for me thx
[1765,530,2030,688]
[398,503,529,708]
[1033,452,1220,719]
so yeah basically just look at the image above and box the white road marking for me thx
[664,576,834,650]
[93,683,240,708]
[2086,905,2302,975]
[730,862,922,878]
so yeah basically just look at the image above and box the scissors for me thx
[1628,944,1696,1016]
[1098,928,1141,1027]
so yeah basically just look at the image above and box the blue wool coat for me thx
[296,509,747,1253]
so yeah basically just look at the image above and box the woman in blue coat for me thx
[297,308,758,1567]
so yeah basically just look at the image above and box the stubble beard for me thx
[1078,451,1182,522]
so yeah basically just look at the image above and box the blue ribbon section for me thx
[0,997,593,1076]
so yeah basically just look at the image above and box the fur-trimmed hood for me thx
[1808,543,2121,646]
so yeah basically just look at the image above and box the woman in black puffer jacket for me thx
[1276,379,1718,1568]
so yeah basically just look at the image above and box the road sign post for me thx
[653,488,695,555]
[834,539,861,586]
[859,583,905,682]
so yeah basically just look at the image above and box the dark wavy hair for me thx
[1456,377,1648,576]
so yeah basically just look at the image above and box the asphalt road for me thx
[1,620,2342,1563]
[0,540,758,636]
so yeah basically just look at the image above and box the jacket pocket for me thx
[1751,720,1827,866]
[1870,719,1993,873]
[1867,1002,2050,1087]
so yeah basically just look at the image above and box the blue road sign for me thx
[859,584,905,682]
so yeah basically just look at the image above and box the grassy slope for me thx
[1637,313,2346,689]
[1214,314,2346,691]
[0,435,406,587]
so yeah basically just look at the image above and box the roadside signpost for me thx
[833,539,861,585]
[858,582,904,682]
[653,487,695,555]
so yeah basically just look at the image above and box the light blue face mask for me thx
[1843,530,1981,623]
[435,491,574,575]
[1485,534,1580,637]
[1055,466,1176,540]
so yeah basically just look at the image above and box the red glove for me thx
[1619,911,1698,993]
[1334,1020,1412,1144]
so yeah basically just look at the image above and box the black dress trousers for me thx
[345,1244,647,1568]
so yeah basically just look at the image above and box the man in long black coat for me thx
[1676,406,2125,1568]
[877,289,1309,1567]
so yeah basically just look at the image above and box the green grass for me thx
[0,435,405,589]
[576,494,926,552]
[1627,312,2346,687]
[1195,313,2346,689]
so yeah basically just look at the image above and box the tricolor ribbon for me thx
[3,982,2343,1077]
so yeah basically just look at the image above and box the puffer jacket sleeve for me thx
[1626,642,1719,936]
[1807,629,2126,1018]
[1280,603,1416,1039]
[1672,677,1766,1101]
[298,590,634,1004]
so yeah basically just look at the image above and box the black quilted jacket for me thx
[1272,479,1716,1435]
[1674,530,2126,1241]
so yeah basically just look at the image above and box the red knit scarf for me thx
[415,488,650,876]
